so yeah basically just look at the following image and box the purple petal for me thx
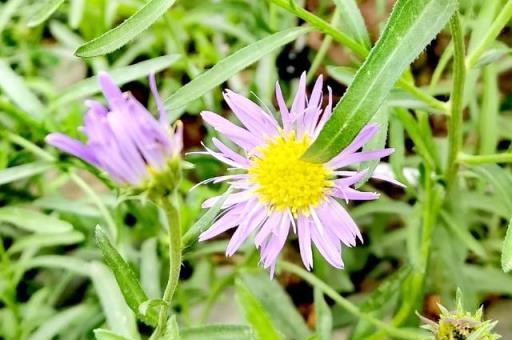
[297,214,313,270]
[290,72,306,119]
[148,73,168,125]
[202,190,253,209]
[275,82,291,132]
[226,201,266,256]
[199,205,243,241]
[223,90,279,137]
[212,138,250,167]
[329,148,394,169]
[254,211,282,247]
[201,111,262,151]
[327,124,380,167]
[45,133,97,165]
[97,72,125,111]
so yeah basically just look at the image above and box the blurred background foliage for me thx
[0,0,512,339]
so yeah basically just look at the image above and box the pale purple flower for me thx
[198,73,402,275]
[46,72,182,186]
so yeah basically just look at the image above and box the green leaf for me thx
[75,0,177,57]
[469,165,512,213]
[0,0,25,35]
[314,288,332,340]
[162,315,181,340]
[89,261,139,338]
[0,162,52,186]
[27,0,65,27]
[180,325,255,340]
[235,280,281,340]
[333,0,371,48]
[94,329,136,340]
[502,218,512,273]
[0,59,44,119]
[239,271,311,339]
[304,0,457,162]
[0,206,73,234]
[22,255,90,276]
[29,304,96,340]
[8,231,84,254]
[94,225,158,326]
[164,27,310,119]
[52,55,181,107]
[140,238,161,298]
[182,189,232,247]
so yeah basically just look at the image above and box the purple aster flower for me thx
[197,73,402,275]
[46,72,183,187]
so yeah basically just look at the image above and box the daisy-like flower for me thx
[46,72,183,191]
[198,73,400,275]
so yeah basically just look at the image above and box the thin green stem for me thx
[445,13,465,190]
[307,8,340,82]
[69,172,118,242]
[392,163,436,328]
[268,0,368,59]
[151,195,182,339]
[458,152,512,165]
[396,78,449,113]
[279,261,427,340]
[466,0,512,69]
[5,132,55,162]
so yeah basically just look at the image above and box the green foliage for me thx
[0,0,511,339]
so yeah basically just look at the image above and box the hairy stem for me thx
[151,195,182,338]
[445,13,465,190]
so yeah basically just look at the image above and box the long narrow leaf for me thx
[75,0,177,57]
[164,27,310,119]
[95,225,158,326]
[502,218,512,273]
[27,0,65,27]
[304,0,456,162]
[0,60,44,119]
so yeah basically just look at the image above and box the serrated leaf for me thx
[95,225,158,326]
[333,0,371,48]
[164,27,310,119]
[304,0,457,162]
[239,271,311,339]
[235,280,281,340]
[75,0,177,57]
[0,162,52,186]
[502,218,512,273]
[0,60,44,119]
[180,325,255,340]
[52,55,180,107]
[26,0,65,27]
[0,206,72,234]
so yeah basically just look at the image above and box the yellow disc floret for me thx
[248,132,332,215]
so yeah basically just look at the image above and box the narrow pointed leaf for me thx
[52,55,180,107]
[27,0,65,27]
[0,206,72,234]
[0,60,44,119]
[95,225,158,326]
[502,218,512,273]
[333,0,371,48]
[164,27,310,119]
[75,0,176,57]
[304,0,456,162]
[180,325,255,340]
[0,162,52,185]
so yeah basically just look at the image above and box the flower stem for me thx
[458,152,512,165]
[279,261,427,340]
[465,0,512,69]
[151,194,182,339]
[307,8,340,82]
[445,13,465,191]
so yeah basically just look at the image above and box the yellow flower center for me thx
[248,132,331,215]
